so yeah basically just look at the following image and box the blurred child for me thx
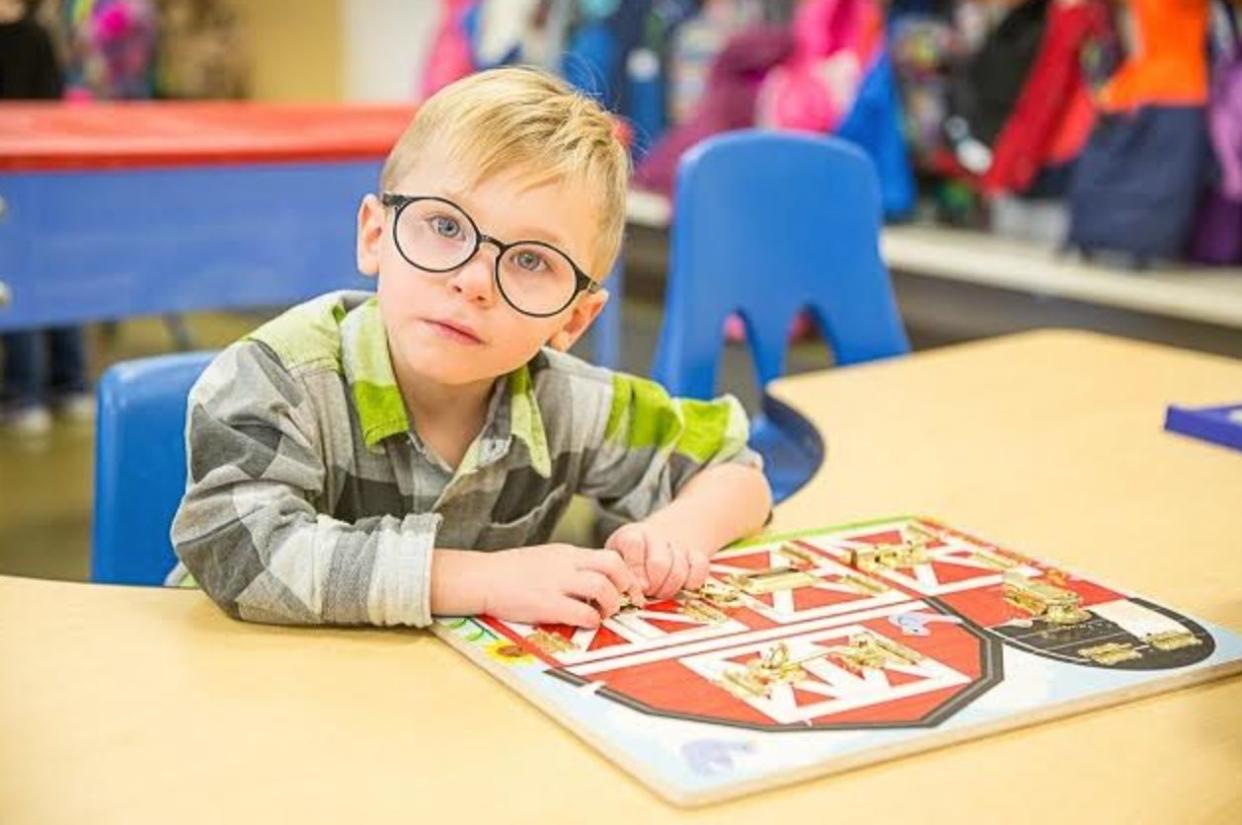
[0,0,93,436]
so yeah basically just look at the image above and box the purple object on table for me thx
[1164,403,1242,452]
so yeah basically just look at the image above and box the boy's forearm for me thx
[174,490,441,627]
[429,549,492,617]
[641,464,771,557]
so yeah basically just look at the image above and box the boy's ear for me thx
[356,194,384,278]
[547,288,609,352]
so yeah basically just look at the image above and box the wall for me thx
[340,0,438,101]
[232,0,344,100]
[231,0,438,102]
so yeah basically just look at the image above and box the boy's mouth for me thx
[423,317,484,345]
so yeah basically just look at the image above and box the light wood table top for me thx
[3,330,1240,824]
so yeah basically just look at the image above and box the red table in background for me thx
[0,100,623,364]
[0,101,414,172]
[0,101,409,332]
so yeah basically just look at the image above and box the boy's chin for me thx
[398,353,502,388]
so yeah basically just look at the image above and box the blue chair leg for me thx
[750,394,826,503]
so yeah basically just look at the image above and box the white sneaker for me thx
[1,404,53,437]
[54,391,95,423]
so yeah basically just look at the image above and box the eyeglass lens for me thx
[393,198,581,317]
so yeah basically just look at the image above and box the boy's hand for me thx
[479,544,644,628]
[604,522,710,601]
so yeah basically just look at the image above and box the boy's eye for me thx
[512,249,549,272]
[429,215,463,239]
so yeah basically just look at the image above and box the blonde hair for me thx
[382,66,630,278]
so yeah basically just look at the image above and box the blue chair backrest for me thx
[91,351,216,585]
[652,130,910,399]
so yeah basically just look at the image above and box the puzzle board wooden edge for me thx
[430,516,1242,807]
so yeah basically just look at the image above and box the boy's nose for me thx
[447,246,498,306]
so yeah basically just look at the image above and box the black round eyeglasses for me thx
[380,193,602,318]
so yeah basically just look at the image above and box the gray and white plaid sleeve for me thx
[170,341,439,627]
[575,369,762,526]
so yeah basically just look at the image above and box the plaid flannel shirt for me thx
[169,291,760,627]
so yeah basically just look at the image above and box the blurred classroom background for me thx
[3,0,1241,581]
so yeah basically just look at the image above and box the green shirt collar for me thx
[341,298,552,477]
[506,361,552,478]
[341,298,409,448]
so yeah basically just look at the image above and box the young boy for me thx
[169,66,772,629]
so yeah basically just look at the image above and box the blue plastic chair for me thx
[651,130,910,501]
[91,351,216,585]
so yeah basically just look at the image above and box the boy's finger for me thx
[567,570,622,618]
[613,529,650,590]
[584,550,642,602]
[645,543,674,597]
[606,527,635,554]
[599,555,647,608]
[555,597,603,629]
[686,549,710,590]
[656,549,690,600]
